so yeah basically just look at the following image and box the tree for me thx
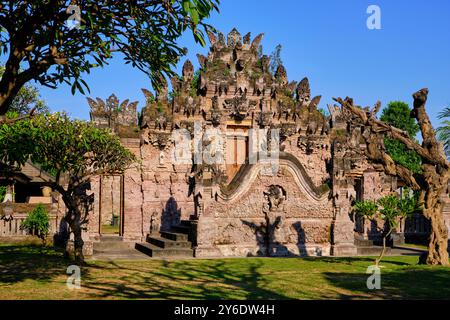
[21,204,50,244]
[380,101,422,173]
[0,65,49,116]
[0,113,136,262]
[0,0,219,115]
[334,88,450,265]
[437,107,450,158]
[269,44,283,76]
[353,193,420,266]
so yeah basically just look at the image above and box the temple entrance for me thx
[98,175,124,236]
[225,124,249,183]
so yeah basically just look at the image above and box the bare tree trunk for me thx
[420,173,449,265]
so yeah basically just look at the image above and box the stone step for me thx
[100,235,123,242]
[354,238,374,247]
[357,246,392,256]
[147,235,191,249]
[135,242,193,258]
[93,248,137,254]
[160,231,188,241]
[93,241,133,252]
[171,225,191,234]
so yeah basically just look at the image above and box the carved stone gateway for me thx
[85,28,423,258]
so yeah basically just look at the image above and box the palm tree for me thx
[437,107,450,158]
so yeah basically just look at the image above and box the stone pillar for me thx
[121,138,144,242]
[332,205,357,256]
[331,189,357,256]
[88,175,101,241]
[193,186,221,257]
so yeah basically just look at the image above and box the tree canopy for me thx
[0,113,136,261]
[437,107,450,158]
[380,101,422,173]
[0,0,219,115]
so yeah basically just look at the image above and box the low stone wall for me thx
[0,203,62,239]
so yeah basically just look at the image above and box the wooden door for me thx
[225,125,249,183]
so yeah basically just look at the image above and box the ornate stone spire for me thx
[227,28,242,48]
[251,33,264,51]
[296,77,311,102]
[182,59,194,82]
[275,64,288,85]
[243,32,251,45]
[207,31,217,46]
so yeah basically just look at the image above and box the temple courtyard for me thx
[1,242,449,300]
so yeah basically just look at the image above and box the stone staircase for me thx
[135,220,194,258]
[92,235,150,260]
[355,237,391,256]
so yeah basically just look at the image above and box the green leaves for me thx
[20,204,50,243]
[381,101,422,173]
[0,1,219,112]
[352,192,421,231]
[353,200,378,219]
[437,107,450,158]
[0,113,136,180]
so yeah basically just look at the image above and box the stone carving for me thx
[275,64,288,85]
[224,93,257,121]
[296,77,311,102]
[88,94,138,129]
[264,185,287,212]
[228,28,242,47]
[251,33,264,51]
[182,59,194,82]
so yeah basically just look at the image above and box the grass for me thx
[101,224,120,234]
[0,243,449,300]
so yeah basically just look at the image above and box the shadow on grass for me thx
[0,244,101,285]
[82,258,291,300]
[323,267,450,300]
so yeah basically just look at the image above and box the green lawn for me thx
[0,243,449,300]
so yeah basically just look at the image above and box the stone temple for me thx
[84,29,450,258]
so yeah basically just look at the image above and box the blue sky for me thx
[36,0,450,128]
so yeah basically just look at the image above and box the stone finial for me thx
[227,28,242,47]
[296,77,311,102]
[141,88,154,104]
[119,99,130,110]
[155,75,168,101]
[106,94,120,110]
[309,95,322,111]
[87,97,101,113]
[196,54,207,69]
[243,32,251,45]
[182,59,194,82]
[207,31,217,46]
[275,64,288,85]
[251,33,264,51]
[218,32,226,47]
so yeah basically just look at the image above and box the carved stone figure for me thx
[264,185,286,212]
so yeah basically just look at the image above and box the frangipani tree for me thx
[0,0,219,115]
[353,193,421,266]
[0,113,136,262]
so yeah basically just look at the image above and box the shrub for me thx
[21,204,50,244]
[0,186,6,202]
